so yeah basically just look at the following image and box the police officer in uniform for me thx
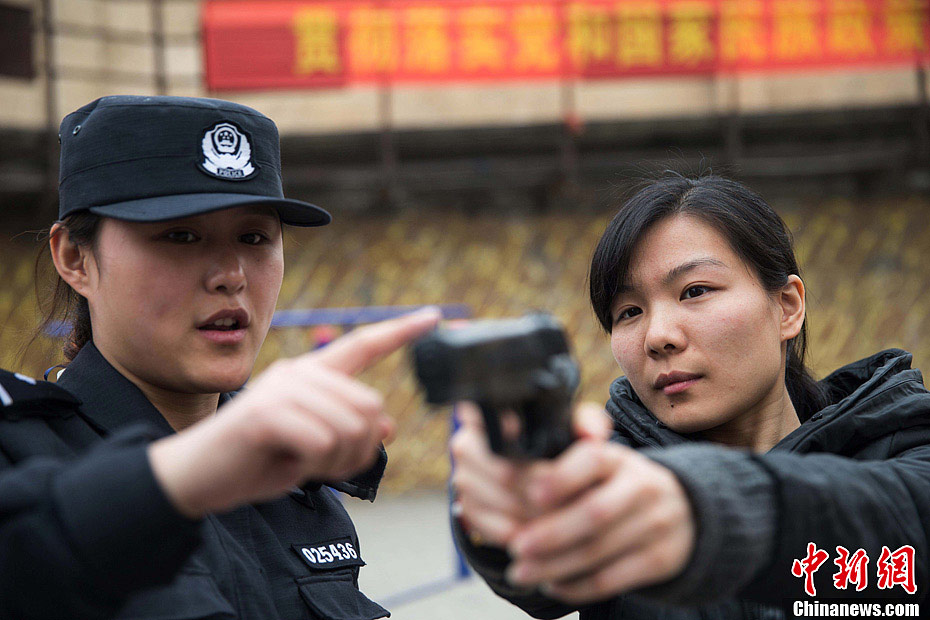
[0,95,440,619]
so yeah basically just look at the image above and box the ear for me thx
[778,274,805,342]
[49,222,96,298]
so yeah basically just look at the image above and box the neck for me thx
[94,345,220,431]
[700,385,800,452]
[132,383,220,432]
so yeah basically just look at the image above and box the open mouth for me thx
[199,317,242,331]
[197,309,250,333]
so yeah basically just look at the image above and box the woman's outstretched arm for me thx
[0,423,202,619]
[500,440,929,608]
[454,404,929,612]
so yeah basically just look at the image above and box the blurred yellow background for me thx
[5,194,929,490]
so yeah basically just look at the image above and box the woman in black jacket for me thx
[451,175,929,619]
[0,95,440,619]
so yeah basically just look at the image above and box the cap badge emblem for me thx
[200,121,257,180]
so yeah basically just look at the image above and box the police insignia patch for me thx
[199,121,258,181]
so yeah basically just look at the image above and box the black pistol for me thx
[412,314,580,459]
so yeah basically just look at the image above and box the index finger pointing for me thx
[311,307,442,375]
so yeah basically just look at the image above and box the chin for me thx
[654,404,718,434]
[666,419,715,434]
[211,374,251,393]
[188,367,252,393]
[196,353,256,386]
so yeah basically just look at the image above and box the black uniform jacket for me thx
[0,343,390,620]
[457,349,930,620]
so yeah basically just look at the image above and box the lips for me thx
[197,308,250,331]
[654,371,702,394]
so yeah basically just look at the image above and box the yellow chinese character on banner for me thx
[459,6,507,72]
[293,8,341,75]
[669,2,714,65]
[720,0,767,63]
[348,7,399,74]
[772,0,820,60]
[567,3,612,69]
[827,0,875,56]
[403,7,452,73]
[617,2,663,67]
[884,0,926,53]
[513,5,559,71]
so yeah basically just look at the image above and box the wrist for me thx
[147,436,206,519]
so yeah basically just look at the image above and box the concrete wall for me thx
[1,0,927,134]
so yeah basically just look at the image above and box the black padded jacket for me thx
[456,349,930,620]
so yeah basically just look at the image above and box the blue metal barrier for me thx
[270,304,471,327]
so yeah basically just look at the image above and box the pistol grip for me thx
[477,401,509,456]
[521,397,574,459]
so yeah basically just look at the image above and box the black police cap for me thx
[58,95,331,226]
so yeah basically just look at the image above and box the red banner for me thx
[203,0,930,90]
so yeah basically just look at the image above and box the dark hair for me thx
[589,174,827,420]
[31,211,103,362]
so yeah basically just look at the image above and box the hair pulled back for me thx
[32,211,102,362]
[589,174,827,420]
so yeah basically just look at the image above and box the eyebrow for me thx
[662,257,728,285]
[617,257,728,293]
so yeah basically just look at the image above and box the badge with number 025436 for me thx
[292,538,364,571]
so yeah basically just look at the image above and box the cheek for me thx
[253,255,283,301]
[100,258,195,324]
[609,329,641,374]
[700,296,784,380]
[247,254,284,324]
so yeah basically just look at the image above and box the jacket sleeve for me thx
[0,424,203,619]
[454,435,929,614]
[451,516,581,619]
[642,440,930,606]
[748,442,929,603]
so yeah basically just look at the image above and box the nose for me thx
[643,305,687,357]
[205,248,246,295]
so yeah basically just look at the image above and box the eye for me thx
[682,285,711,299]
[239,232,269,245]
[613,306,642,324]
[165,231,198,243]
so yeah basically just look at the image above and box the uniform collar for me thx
[57,342,178,439]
